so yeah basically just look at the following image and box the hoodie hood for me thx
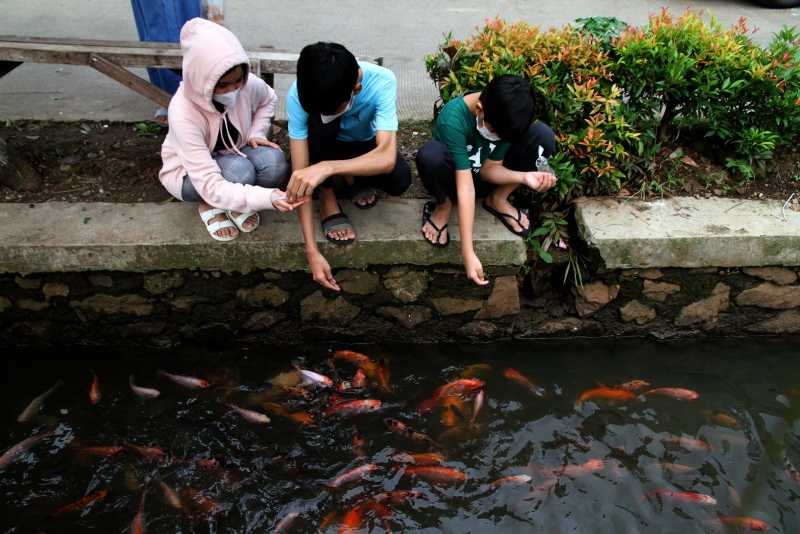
[179,18,249,114]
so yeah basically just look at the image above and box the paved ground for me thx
[0,0,799,122]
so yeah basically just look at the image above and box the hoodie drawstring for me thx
[220,109,247,158]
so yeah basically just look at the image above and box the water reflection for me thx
[0,338,798,532]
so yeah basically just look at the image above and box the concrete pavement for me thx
[0,0,798,122]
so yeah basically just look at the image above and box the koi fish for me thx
[226,404,270,424]
[158,480,182,511]
[419,379,484,414]
[273,511,301,533]
[391,452,446,465]
[127,444,166,461]
[52,489,108,517]
[644,489,716,505]
[374,359,392,394]
[182,488,220,516]
[17,379,63,422]
[326,463,379,488]
[260,402,314,426]
[503,368,546,397]
[491,474,532,487]
[712,516,770,531]
[89,372,101,405]
[460,363,493,378]
[404,465,467,484]
[340,500,392,533]
[643,388,699,401]
[319,510,339,531]
[296,368,333,388]
[129,376,160,399]
[269,370,302,388]
[324,399,382,417]
[384,418,438,448]
[157,370,209,389]
[352,369,367,389]
[78,446,125,457]
[471,389,485,423]
[615,379,651,392]
[712,413,741,429]
[662,435,712,452]
[333,350,373,367]
[373,490,422,506]
[575,387,635,406]
[130,491,145,534]
[649,462,697,474]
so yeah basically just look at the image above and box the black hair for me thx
[297,42,359,114]
[479,75,542,141]
[216,63,249,88]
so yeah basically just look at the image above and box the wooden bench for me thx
[0,36,382,110]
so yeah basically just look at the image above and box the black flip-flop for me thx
[481,200,530,238]
[321,204,355,245]
[421,200,449,248]
[351,186,378,209]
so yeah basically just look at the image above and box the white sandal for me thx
[200,208,238,242]
[226,210,261,233]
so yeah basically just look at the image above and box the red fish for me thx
[503,368,546,397]
[127,444,166,461]
[324,399,382,417]
[327,463,379,488]
[89,372,101,405]
[130,491,146,534]
[158,480,182,511]
[391,452,446,465]
[339,501,392,534]
[714,516,770,531]
[53,489,108,517]
[644,489,716,505]
[643,388,699,401]
[78,446,125,457]
[419,379,484,414]
[404,465,467,484]
[0,431,53,471]
[575,387,635,406]
[157,370,210,389]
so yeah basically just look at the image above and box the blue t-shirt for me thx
[286,61,399,142]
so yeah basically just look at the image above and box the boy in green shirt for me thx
[416,75,557,286]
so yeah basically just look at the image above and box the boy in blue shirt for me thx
[285,42,411,291]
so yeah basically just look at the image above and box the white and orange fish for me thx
[157,370,209,389]
[642,387,699,401]
[326,463,379,488]
[296,368,333,388]
[226,404,270,424]
[325,399,382,418]
[419,379,484,414]
[490,474,532,487]
[644,489,716,505]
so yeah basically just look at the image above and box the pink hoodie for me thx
[159,18,279,211]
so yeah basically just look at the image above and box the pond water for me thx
[1,338,799,533]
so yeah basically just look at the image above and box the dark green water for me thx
[1,338,799,533]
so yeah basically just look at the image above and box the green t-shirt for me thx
[433,96,510,172]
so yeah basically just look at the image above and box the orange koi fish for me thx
[503,368,546,397]
[260,402,314,426]
[644,489,716,505]
[130,491,146,534]
[157,370,210,389]
[0,431,53,471]
[182,488,220,516]
[460,363,493,379]
[403,465,467,484]
[327,463,379,488]
[333,350,373,367]
[643,388,699,401]
[662,435,712,452]
[491,474,532,487]
[713,516,770,531]
[419,379,484,414]
[158,480,182,511]
[52,489,108,517]
[89,372,101,405]
[384,418,438,448]
[78,446,125,457]
[615,379,651,392]
[127,444,166,461]
[712,413,741,429]
[575,387,636,406]
[324,399,382,417]
[391,452,446,465]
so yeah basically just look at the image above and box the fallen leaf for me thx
[680,156,699,168]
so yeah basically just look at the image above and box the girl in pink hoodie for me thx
[159,18,308,241]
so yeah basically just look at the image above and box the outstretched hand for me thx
[524,171,557,192]
[270,190,310,212]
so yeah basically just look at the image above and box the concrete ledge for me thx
[0,199,526,273]
[576,196,800,269]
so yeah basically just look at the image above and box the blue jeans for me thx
[181,146,289,203]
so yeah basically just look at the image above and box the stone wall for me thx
[1,263,799,347]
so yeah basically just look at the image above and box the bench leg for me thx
[88,54,171,108]
[0,61,22,79]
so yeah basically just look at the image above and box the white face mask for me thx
[320,94,354,124]
[213,88,240,108]
[476,115,501,142]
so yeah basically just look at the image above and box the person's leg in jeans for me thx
[240,145,290,188]
[181,153,259,238]
[416,139,457,246]
[483,121,556,234]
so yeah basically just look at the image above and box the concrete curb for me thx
[0,199,526,273]
[576,197,800,269]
